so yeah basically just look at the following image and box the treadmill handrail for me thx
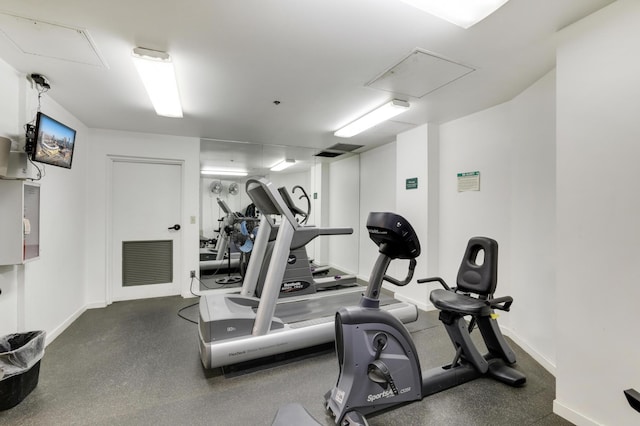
[240,214,275,297]
[252,218,296,335]
[216,197,235,216]
[290,226,353,250]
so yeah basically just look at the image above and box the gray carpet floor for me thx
[0,295,572,425]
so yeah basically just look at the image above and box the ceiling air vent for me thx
[315,143,364,158]
[315,151,343,158]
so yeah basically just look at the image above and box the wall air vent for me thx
[122,240,173,286]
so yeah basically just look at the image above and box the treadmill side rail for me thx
[198,301,417,369]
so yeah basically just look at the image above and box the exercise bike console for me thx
[360,212,420,309]
[365,211,420,259]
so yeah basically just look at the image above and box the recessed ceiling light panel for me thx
[334,99,410,138]
[132,47,183,118]
[397,0,510,29]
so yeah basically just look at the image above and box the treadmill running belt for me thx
[269,291,395,324]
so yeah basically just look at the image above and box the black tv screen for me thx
[32,112,76,169]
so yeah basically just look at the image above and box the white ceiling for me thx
[0,0,614,157]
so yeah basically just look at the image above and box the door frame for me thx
[105,155,184,304]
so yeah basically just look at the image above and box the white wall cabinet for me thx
[0,180,40,265]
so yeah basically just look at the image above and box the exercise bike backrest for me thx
[456,237,498,296]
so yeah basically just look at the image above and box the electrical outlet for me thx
[190,270,196,278]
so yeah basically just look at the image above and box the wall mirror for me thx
[199,139,361,291]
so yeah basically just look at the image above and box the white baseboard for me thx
[44,305,87,347]
[85,301,108,309]
[553,400,602,426]
[392,291,432,312]
[182,291,198,299]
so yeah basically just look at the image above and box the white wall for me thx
[359,142,397,281]
[310,162,330,265]
[85,129,200,304]
[0,59,24,336]
[439,103,513,300]
[554,1,640,425]
[22,91,89,342]
[438,70,557,371]
[0,60,88,344]
[328,155,360,274]
[393,124,431,309]
[508,71,557,370]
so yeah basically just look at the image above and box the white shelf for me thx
[0,180,40,265]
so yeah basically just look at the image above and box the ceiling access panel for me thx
[0,12,107,67]
[367,48,475,99]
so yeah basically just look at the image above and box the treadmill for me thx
[198,177,418,369]
[248,186,357,298]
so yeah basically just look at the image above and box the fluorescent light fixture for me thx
[200,169,248,177]
[334,99,410,138]
[132,47,183,118]
[397,0,510,29]
[270,159,295,172]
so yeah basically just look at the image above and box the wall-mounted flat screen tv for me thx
[32,112,76,169]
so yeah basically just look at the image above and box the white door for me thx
[110,158,182,301]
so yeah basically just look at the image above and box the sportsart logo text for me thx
[366,386,411,402]
[367,389,395,402]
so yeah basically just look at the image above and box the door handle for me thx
[168,224,181,231]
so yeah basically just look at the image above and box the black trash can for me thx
[0,330,46,411]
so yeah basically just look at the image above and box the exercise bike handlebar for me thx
[488,296,513,311]
[383,258,417,287]
[417,276,452,290]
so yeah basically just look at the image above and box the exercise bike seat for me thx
[428,236,511,316]
[430,289,495,316]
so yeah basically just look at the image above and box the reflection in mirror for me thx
[199,138,360,293]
